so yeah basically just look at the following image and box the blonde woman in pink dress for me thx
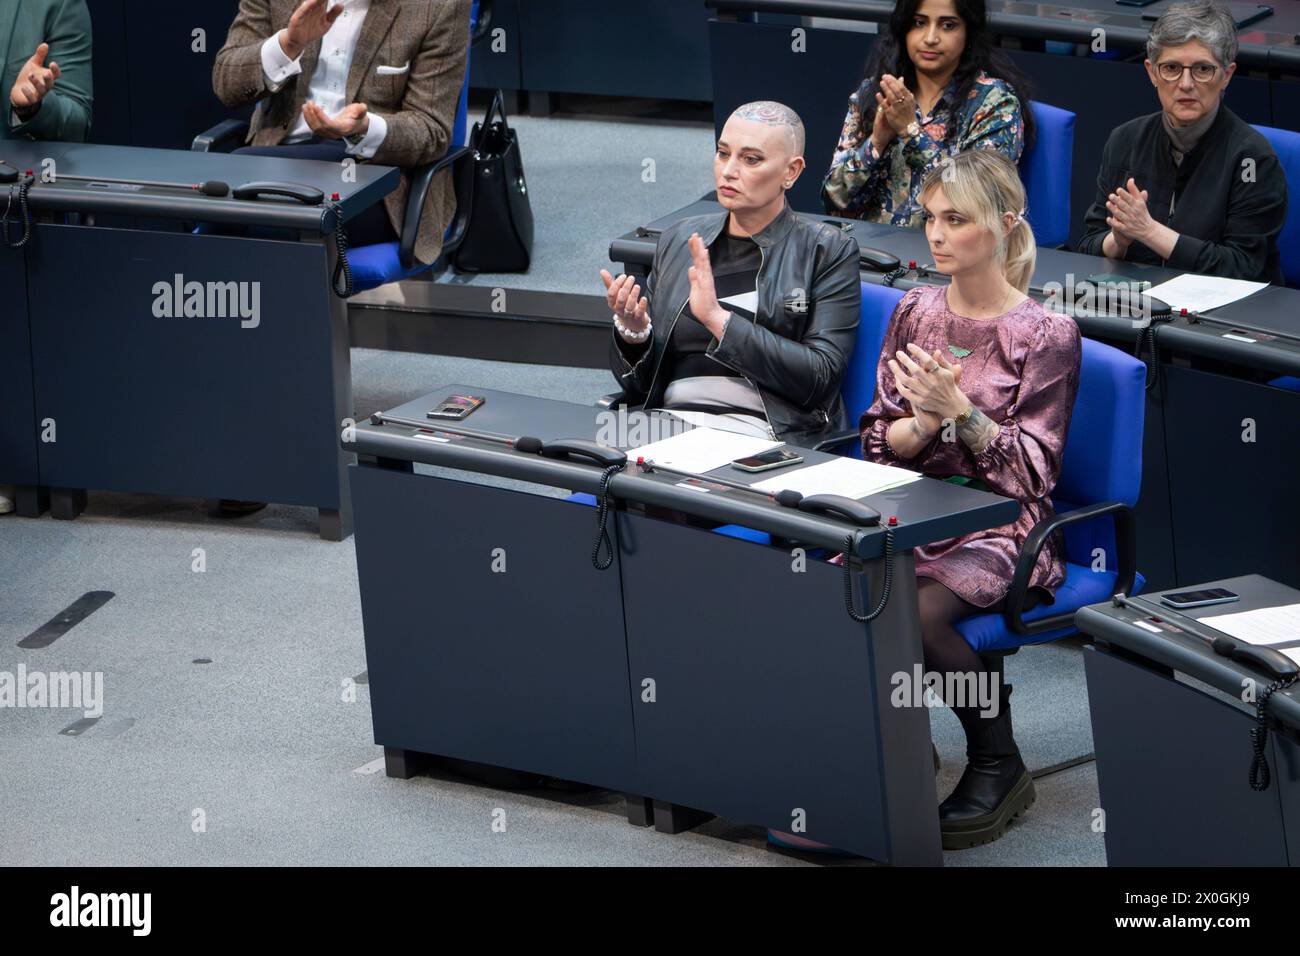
[862,150,1080,849]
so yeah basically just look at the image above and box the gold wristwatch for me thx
[953,404,975,427]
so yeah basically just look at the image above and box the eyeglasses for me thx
[1155,61,1219,83]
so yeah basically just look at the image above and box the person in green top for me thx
[1,0,92,143]
[1,0,91,514]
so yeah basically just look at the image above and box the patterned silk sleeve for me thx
[890,79,1023,176]
[821,88,893,215]
[956,81,1025,163]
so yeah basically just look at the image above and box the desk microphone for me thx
[45,174,231,197]
[367,411,542,452]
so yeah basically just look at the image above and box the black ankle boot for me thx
[938,683,1035,850]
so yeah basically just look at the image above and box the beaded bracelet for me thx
[613,314,652,343]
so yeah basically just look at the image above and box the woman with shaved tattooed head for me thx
[601,101,861,446]
[823,0,1033,227]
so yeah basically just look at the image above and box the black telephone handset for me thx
[798,494,882,527]
[232,181,325,205]
[0,162,19,184]
[539,439,627,469]
[1212,635,1300,681]
[1208,632,1299,791]
[859,246,902,273]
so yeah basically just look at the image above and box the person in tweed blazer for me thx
[213,0,470,264]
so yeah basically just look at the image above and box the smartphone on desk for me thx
[1159,587,1240,610]
[427,395,484,420]
[731,447,803,473]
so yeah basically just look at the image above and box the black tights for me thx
[916,578,1005,737]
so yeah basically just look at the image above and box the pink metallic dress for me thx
[859,285,1082,608]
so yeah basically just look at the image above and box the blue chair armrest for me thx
[401,144,473,270]
[812,428,859,453]
[1004,500,1137,636]
[192,119,250,153]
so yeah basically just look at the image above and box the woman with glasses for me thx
[1077,0,1287,283]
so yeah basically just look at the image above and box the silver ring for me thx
[926,361,940,373]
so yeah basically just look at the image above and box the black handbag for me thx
[452,90,534,272]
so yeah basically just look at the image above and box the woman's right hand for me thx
[889,347,960,438]
[600,269,651,338]
[873,74,916,143]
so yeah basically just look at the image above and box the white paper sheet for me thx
[1284,647,1300,665]
[751,456,922,498]
[1201,603,1300,647]
[1143,274,1268,313]
[629,426,780,475]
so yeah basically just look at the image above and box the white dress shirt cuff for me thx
[261,32,304,92]
[345,112,388,159]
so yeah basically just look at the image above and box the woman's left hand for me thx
[687,232,730,338]
[894,343,968,419]
[1106,177,1154,244]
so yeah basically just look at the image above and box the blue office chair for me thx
[1249,124,1299,289]
[1019,101,1074,250]
[1246,125,1299,393]
[954,337,1145,651]
[717,336,1147,646]
[191,0,486,293]
[823,281,906,459]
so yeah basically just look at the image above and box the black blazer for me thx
[1077,105,1287,283]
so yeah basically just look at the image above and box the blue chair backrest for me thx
[1250,124,1299,287]
[1018,101,1075,249]
[1054,336,1145,565]
[841,282,906,458]
[451,1,479,148]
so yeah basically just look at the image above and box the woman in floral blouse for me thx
[822,0,1035,225]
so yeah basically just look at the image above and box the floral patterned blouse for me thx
[822,71,1025,225]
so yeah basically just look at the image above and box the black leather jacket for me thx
[610,202,861,446]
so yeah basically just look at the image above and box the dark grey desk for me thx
[1077,575,1300,866]
[0,237,38,503]
[349,385,1020,863]
[0,141,400,539]
[612,200,1300,592]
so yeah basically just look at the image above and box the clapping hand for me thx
[302,101,369,139]
[281,0,344,60]
[9,44,61,120]
[600,269,650,341]
[686,232,729,338]
[873,74,917,139]
[1106,177,1153,250]
[889,343,965,435]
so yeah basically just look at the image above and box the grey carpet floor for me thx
[0,348,1104,866]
